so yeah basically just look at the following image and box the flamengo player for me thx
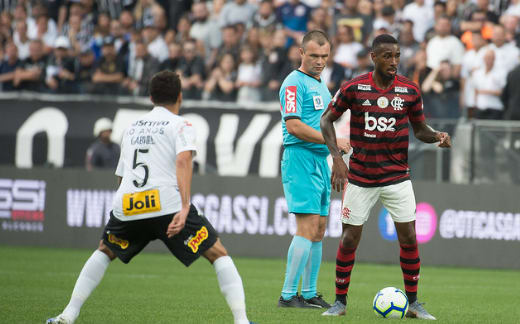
[47,71,253,324]
[320,34,450,319]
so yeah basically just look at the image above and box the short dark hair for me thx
[302,30,331,50]
[149,70,181,105]
[372,34,398,51]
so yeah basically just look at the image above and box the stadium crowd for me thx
[0,0,520,120]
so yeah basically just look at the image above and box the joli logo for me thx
[123,189,161,216]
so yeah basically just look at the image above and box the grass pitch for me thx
[1,245,519,324]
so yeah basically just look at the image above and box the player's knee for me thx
[203,239,228,264]
[341,231,359,249]
[313,226,326,241]
[98,240,117,261]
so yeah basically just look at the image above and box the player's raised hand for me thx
[167,207,189,238]
[336,138,351,154]
[436,132,451,148]
[331,156,348,192]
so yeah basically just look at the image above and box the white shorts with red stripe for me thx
[341,180,416,225]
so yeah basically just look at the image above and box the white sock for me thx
[61,250,111,322]
[213,256,249,324]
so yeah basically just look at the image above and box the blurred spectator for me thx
[214,24,241,65]
[307,6,330,32]
[166,0,192,31]
[471,49,506,120]
[175,14,192,44]
[426,15,465,77]
[203,53,237,101]
[402,0,434,42]
[91,37,125,94]
[62,13,92,57]
[123,40,159,95]
[333,0,373,44]
[358,0,373,17]
[177,39,205,99]
[333,25,363,69]
[13,4,36,35]
[90,12,112,59]
[189,1,221,61]
[460,10,493,49]
[45,36,77,93]
[502,64,520,120]
[460,31,487,116]
[218,0,257,29]
[236,45,262,104]
[410,49,431,86]
[13,19,30,60]
[0,11,12,44]
[373,5,400,38]
[110,18,131,59]
[473,0,499,24]
[505,0,520,17]
[74,47,96,94]
[350,48,372,78]
[253,0,278,32]
[277,0,312,46]
[159,42,182,71]
[445,0,461,35]
[0,41,21,91]
[97,0,136,20]
[422,60,461,118]
[13,39,47,91]
[398,26,419,77]
[322,50,346,92]
[483,24,520,75]
[259,29,291,101]
[133,0,161,30]
[119,9,135,35]
[142,20,168,62]
[501,14,520,45]
[245,27,261,54]
[34,13,58,54]
[86,118,120,171]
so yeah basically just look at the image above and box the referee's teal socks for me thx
[302,241,322,300]
[281,235,312,300]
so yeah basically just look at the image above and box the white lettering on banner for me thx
[0,178,46,232]
[259,121,283,178]
[66,189,113,227]
[215,114,272,176]
[65,190,343,237]
[15,107,68,168]
[439,209,520,241]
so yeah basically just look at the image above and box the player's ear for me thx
[177,91,183,105]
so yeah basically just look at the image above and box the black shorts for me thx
[101,204,218,266]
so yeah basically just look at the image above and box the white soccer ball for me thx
[373,287,409,319]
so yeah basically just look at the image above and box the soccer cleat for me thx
[46,315,73,324]
[321,300,346,316]
[277,294,318,308]
[406,301,437,320]
[304,294,331,308]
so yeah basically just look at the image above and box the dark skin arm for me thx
[411,120,451,147]
[320,107,349,192]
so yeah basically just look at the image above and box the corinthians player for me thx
[320,34,451,319]
[47,71,253,324]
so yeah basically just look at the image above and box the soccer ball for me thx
[373,287,409,319]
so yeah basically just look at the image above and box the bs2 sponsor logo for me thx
[0,178,46,232]
[186,226,209,253]
[365,112,396,132]
[285,86,297,114]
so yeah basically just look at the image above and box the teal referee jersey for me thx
[279,69,332,155]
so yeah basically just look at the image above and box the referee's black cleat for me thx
[278,294,319,308]
[304,294,331,308]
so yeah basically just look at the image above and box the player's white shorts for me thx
[341,180,416,225]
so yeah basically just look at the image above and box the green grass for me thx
[1,245,519,324]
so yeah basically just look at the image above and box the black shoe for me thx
[278,294,318,308]
[304,294,331,308]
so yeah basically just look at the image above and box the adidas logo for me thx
[362,99,371,106]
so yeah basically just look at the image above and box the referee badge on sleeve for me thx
[313,95,324,110]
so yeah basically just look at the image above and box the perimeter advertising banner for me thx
[0,167,519,269]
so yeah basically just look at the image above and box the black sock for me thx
[407,292,417,304]
[336,294,347,305]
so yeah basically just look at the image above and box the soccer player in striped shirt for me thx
[320,34,451,319]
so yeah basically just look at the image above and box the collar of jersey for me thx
[297,69,321,83]
[369,71,396,94]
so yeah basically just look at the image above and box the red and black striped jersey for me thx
[329,72,425,187]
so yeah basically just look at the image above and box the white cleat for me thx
[46,314,73,324]
[406,301,437,320]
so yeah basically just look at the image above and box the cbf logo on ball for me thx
[378,202,437,243]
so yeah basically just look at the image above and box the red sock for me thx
[335,242,356,305]
[400,243,420,304]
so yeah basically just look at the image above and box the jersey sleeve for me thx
[280,81,304,121]
[175,120,197,156]
[408,89,426,123]
[114,141,124,177]
[328,83,353,117]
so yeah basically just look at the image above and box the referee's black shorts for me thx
[101,204,218,266]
